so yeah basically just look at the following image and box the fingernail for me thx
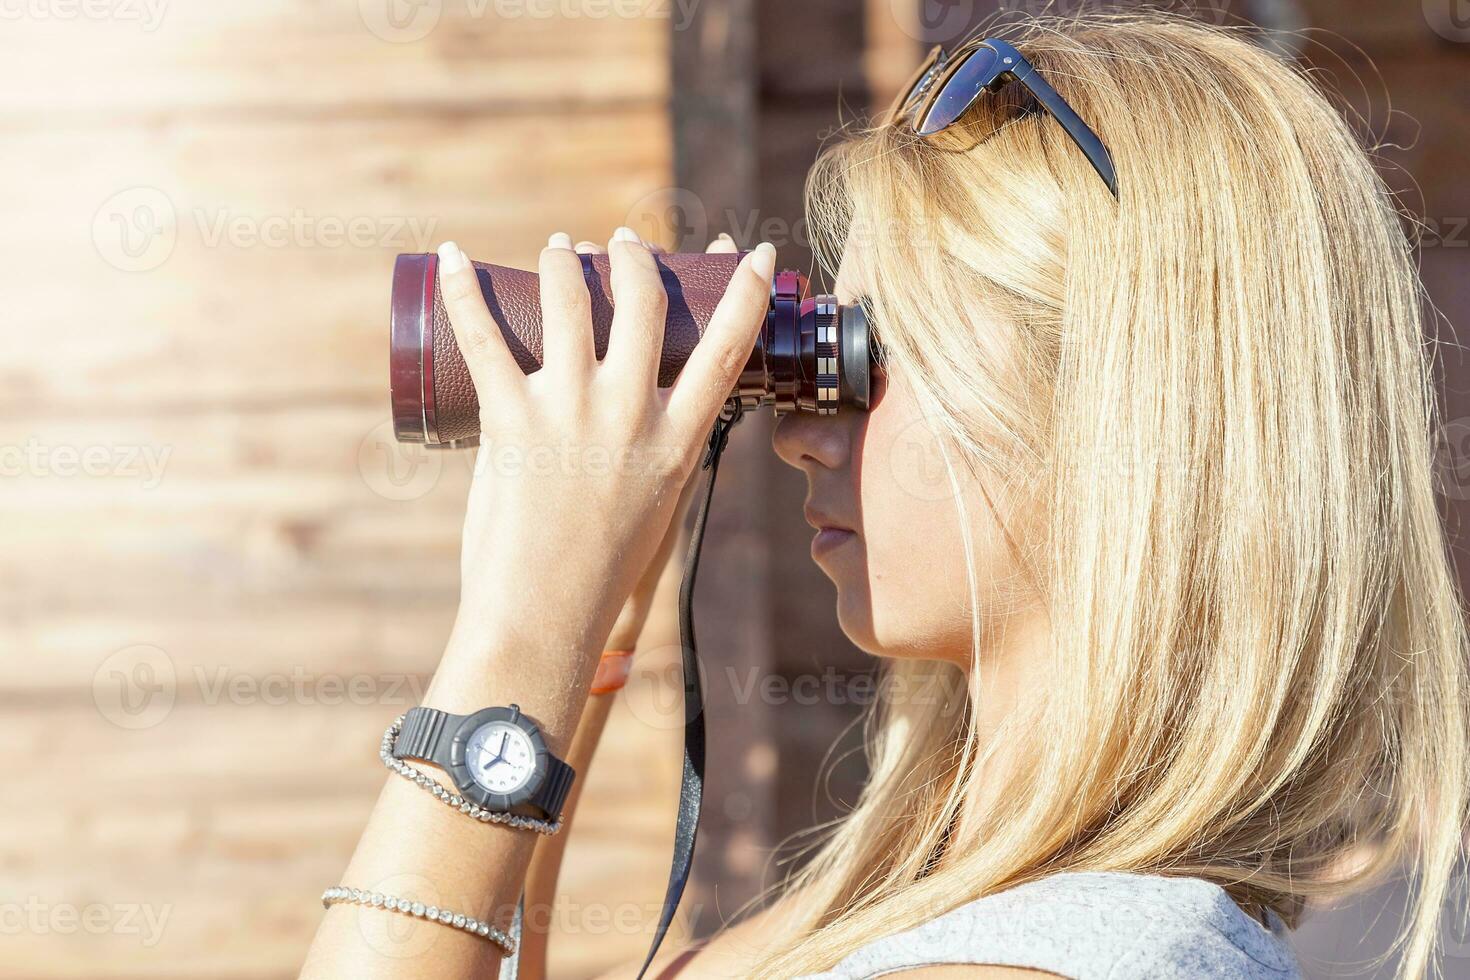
[548,231,573,250]
[748,242,776,279]
[574,241,597,254]
[613,226,642,244]
[437,241,467,274]
[717,232,733,242]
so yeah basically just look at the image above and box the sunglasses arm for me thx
[1010,59,1120,199]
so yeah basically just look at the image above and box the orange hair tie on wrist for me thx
[590,649,635,695]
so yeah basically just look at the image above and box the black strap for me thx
[499,404,743,980]
[634,402,741,977]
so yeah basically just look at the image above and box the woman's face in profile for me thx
[772,261,1039,668]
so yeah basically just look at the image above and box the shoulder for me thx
[878,968,1060,979]
[808,872,1301,980]
[590,885,810,979]
[597,872,1301,980]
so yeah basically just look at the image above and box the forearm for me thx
[300,615,601,979]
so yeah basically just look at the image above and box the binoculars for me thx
[389,250,873,447]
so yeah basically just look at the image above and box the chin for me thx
[835,588,976,667]
[834,590,917,661]
[833,593,879,655]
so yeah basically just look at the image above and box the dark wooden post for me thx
[669,0,777,939]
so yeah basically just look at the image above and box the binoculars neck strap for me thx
[499,404,745,980]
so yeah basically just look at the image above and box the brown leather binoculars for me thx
[389,250,872,447]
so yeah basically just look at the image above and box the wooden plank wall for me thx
[0,4,693,977]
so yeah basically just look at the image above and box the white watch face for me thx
[466,721,537,795]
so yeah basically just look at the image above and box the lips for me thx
[803,505,854,534]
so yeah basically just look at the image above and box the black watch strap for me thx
[392,705,573,820]
[528,756,576,819]
[393,705,454,768]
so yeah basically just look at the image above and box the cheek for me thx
[854,386,976,645]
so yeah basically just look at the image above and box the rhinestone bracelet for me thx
[322,886,516,955]
[380,715,563,835]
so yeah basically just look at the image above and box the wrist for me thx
[426,616,600,757]
[442,606,598,672]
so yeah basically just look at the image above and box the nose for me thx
[772,410,850,473]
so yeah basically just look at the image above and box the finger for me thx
[602,226,668,393]
[706,233,737,254]
[436,241,525,403]
[574,240,605,255]
[538,231,595,377]
[666,242,775,434]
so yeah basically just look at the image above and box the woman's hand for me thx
[586,233,739,654]
[435,229,775,708]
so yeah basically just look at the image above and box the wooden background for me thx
[0,3,687,977]
[1,1,1465,977]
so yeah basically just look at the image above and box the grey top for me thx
[797,872,1302,979]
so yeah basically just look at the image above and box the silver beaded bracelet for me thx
[380,715,562,835]
[321,886,516,955]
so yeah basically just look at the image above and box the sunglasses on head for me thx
[887,37,1119,199]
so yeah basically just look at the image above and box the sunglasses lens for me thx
[915,44,1002,136]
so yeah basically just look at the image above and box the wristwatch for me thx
[391,704,576,823]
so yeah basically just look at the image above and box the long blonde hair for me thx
[749,8,1470,978]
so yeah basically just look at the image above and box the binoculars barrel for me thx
[389,250,870,447]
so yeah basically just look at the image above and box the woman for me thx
[303,10,1468,978]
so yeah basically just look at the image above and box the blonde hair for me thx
[748,8,1470,978]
